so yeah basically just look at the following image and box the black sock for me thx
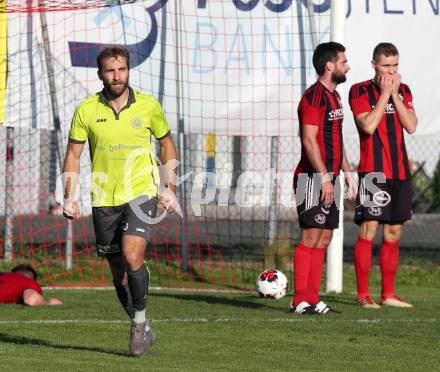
[113,281,134,318]
[127,264,149,312]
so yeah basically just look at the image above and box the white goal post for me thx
[326,0,346,293]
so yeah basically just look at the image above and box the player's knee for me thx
[124,253,144,271]
[359,221,379,241]
[384,225,402,241]
[300,236,320,248]
[317,230,333,248]
[318,239,331,249]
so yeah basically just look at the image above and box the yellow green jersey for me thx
[69,88,170,207]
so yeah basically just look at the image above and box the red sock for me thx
[293,243,312,307]
[354,236,373,298]
[380,240,399,297]
[307,248,326,304]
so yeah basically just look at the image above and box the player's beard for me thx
[103,79,129,99]
[332,71,347,84]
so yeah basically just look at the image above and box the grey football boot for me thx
[129,320,156,357]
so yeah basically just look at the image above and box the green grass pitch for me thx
[1,267,439,371]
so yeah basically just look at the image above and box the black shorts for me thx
[294,173,340,230]
[92,195,158,258]
[354,173,412,225]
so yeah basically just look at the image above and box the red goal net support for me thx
[0,0,329,288]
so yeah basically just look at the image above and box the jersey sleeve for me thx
[349,84,372,117]
[150,98,171,140]
[69,106,88,143]
[297,94,324,127]
[20,276,42,294]
[401,84,415,111]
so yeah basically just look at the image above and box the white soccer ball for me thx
[256,268,288,299]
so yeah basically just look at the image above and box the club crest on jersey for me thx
[368,206,383,216]
[131,117,143,129]
[314,214,326,224]
[373,191,391,207]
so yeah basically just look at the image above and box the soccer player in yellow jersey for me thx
[62,47,178,357]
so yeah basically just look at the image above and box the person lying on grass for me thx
[0,264,62,306]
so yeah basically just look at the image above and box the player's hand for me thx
[391,73,402,96]
[345,173,358,201]
[320,180,334,208]
[48,298,63,305]
[63,201,80,219]
[379,74,393,96]
[159,188,179,213]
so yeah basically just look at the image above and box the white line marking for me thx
[44,286,253,294]
[0,318,436,325]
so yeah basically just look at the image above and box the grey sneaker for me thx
[129,320,156,357]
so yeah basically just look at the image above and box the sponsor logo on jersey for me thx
[371,103,396,114]
[96,118,107,123]
[122,223,128,231]
[328,108,344,120]
[373,191,391,207]
[385,103,396,114]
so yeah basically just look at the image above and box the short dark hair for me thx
[372,42,399,62]
[12,264,38,281]
[312,42,346,76]
[96,46,130,72]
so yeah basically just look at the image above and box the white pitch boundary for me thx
[0,318,436,325]
[43,287,391,297]
[44,286,253,294]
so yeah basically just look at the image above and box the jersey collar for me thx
[99,87,136,120]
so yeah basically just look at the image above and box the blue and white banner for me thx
[4,0,327,135]
[4,0,440,136]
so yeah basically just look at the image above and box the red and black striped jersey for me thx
[349,80,414,180]
[295,81,344,176]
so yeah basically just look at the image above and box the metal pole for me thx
[306,0,318,51]
[267,136,279,246]
[326,0,345,293]
[39,6,73,271]
[174,0,189,271]
[3,127,14,262]
[296,0,307,95]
